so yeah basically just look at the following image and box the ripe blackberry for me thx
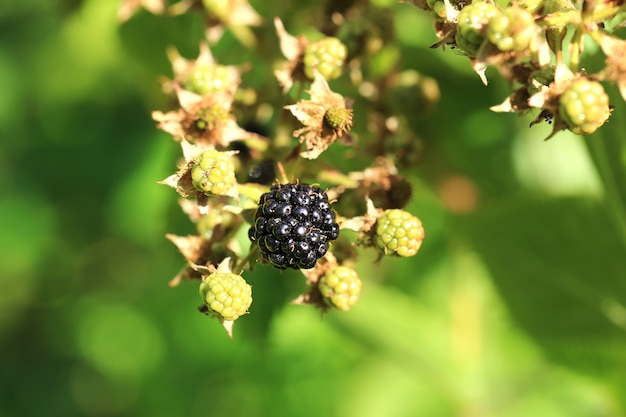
[319,266,362,311]
[373,209,425,257]
[248,183,340,270]
[199,272,252,321]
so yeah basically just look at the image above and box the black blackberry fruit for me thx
[248,183,340,270]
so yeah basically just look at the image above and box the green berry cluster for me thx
[191,149,236,195]
[559,78,611,135]
[420,0,625,137]
[374,209,425,257]
[185,64,232,96]
[199,272,252,321]
[318,266,362,311]
[324,106,353,131]
[303,37,348,80]
[454,1,500,57]
[487,7,536,52]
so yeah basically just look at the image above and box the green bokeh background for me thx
[2,0,626,416]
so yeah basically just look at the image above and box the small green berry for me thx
[319,266,362,311]
[185,64,232,96]
[426,0,464,19]
[323,106,353,130]
[199,272,252,321]
[559,78,611,135]
[191,149,236,195]
[374,209,425,257]
[455,1,500,57]
[487,7,536,52]
[303,37,348,80]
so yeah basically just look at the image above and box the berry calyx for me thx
[455,1,500,57]
[373,209,425,257]
[191,149,236,195]
[303,37,348,80]
[559,78,611,135]
[318,266,362,311]
[199,272,252,321]
[248,183,340,270]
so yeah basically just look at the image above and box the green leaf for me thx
[459,196,626,375]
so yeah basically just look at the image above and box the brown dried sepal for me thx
[274,17,310,93]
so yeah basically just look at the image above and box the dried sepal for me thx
[274,17,309,92]
[338,197,380,235]
[166,230,241,287]
[285,69,354,159]
[594,32,626,101]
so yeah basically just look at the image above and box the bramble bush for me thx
[119,0,626,337]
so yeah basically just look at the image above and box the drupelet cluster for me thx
[248,183,340,270]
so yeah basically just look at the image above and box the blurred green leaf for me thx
[460,196,626,376]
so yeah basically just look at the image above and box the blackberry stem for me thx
[233,244,260,275]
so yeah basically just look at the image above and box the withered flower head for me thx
[152,86,257,147]
[164,43,241,97]
[285,69,354,159]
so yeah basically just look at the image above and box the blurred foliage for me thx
[1,0,626,416]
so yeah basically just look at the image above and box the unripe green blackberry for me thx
[455,1,500,57]
[324,106,353,131]
[426,0,449,19]
[559,78,611,135]
[184,64,232,96]
[303,37,348,80]
[191,149,236,195]
[319,266,362,311]
[199,272,252,321]
[487,7,536,52]
[374,209,425,257]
